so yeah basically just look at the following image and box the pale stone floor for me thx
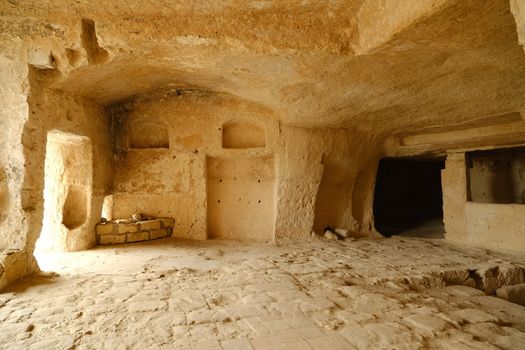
[1,236,525,350]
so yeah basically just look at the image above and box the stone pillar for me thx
[441,152,468,243]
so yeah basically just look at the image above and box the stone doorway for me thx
[373,157,445,238]
[35,131,93,255]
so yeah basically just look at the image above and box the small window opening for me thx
[467,147,525,204]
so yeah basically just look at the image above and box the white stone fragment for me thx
[131,213,143,221]
[95,223,115,235]
[335,228,349,238]
[324,230,338,241]
[27,49,56,69]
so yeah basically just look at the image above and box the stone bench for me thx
[96,218,175,245]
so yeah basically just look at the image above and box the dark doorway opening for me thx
[373,157,445,238]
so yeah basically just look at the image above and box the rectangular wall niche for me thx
[222,119,265,149]
[467,147,525,204]
[207,156,275,241]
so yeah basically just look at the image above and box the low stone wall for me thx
[95,218,174,245]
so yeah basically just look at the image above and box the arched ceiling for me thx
[3,0,525,134]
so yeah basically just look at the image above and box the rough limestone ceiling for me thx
[2,0,525,134]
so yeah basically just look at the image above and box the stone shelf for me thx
[95,218,175,245]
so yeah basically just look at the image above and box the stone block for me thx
[139,220,161,231]
[160,218,175,228]
[335,228,349,238]
[98,234,126,245]
[150,228,168,240]
[449,308,499,324]
[404,314,450,335]
[118,223,138,233]
[95,223,115,235]
[127,231,149,242]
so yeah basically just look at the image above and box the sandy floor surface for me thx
[0,236,524,349]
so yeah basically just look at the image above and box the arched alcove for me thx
[222,119,265,149]
[129,120,169,149]
[62,185,88,229]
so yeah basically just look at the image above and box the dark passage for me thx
[373,158,445,238]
